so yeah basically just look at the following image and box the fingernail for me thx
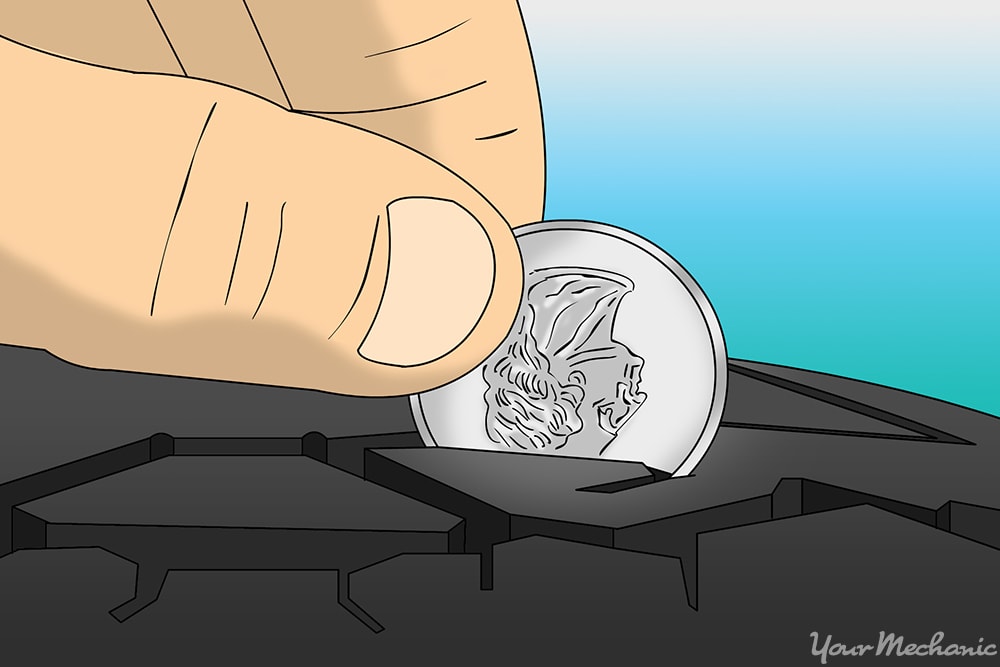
[358,197,495,367]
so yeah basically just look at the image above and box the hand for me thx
[1,34,528,396]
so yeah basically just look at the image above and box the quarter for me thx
[410,220,727,475]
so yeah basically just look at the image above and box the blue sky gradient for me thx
[521,0,999,415]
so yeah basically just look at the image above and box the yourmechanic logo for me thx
[810,631,998,663]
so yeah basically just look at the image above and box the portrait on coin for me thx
[483,267,647,458]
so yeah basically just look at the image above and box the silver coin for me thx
[410,220,727,475]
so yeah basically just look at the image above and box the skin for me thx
[0,24,531,397]
[0,0,545,226]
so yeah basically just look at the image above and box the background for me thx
[520,0,999,416]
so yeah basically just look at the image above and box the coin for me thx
[409,220,727,475]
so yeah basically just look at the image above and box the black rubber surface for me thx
[1,343,998,665]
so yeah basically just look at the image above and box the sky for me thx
[519,0,1000,416]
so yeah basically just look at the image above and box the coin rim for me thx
[409,219,728,477]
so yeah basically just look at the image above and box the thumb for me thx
[4,49,523,397]
[120,92,526,397]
